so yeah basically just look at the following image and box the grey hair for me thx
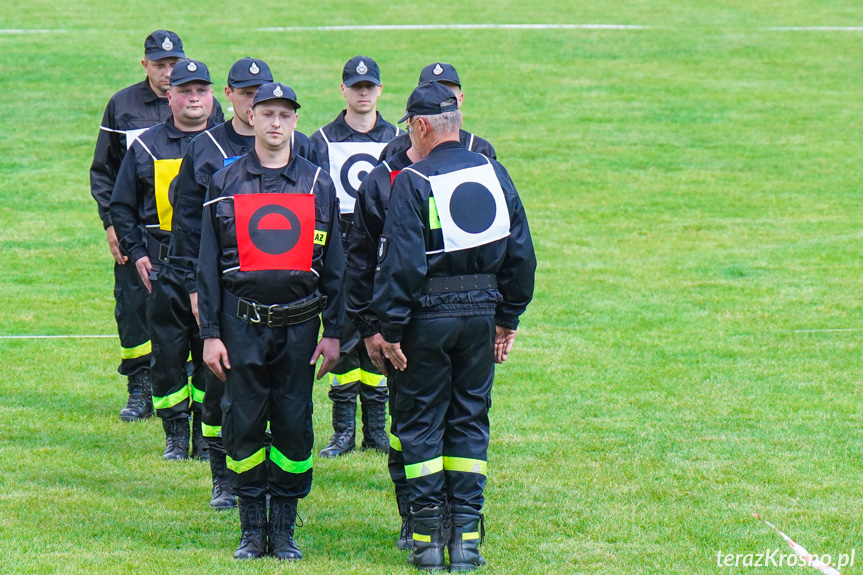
[418,109,462,133]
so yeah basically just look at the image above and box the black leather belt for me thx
[339,214,353,242]
[421,274,497,294]
[229,292,327,327]
[158,243,169,263]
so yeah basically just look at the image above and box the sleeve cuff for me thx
[381,326,403,344]
[129,247,148,262]
[199,325,221,339]
[322,325,342,339]
[357,316,381,339]
[495,315,520,330]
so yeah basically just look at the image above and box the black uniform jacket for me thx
[346,150,413,339]
[91,78,224,229]
[168,121,317,294]
[379,129,496,163]
[110,116,216,265]
[308,110,401,174]
[372,141,536,344]
[197,149,345,341]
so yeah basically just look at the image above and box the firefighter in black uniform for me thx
[199,83,344,561]
[348,141,423,548]
[109,59,218,460]
[372,82,536,571]
[170,58,317,506]
[309,55,401,457]
[379,63,495,162]
[90,31,223,421]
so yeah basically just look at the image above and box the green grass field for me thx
[1,1,863,573]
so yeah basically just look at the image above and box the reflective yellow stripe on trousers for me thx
[227,448,266,474]
[443,456,487,476]
[405,456,444,480]
[152,384,190,410]
[121,340,151,359]
[270,446,313,474]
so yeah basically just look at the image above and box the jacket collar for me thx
[329,109,392,141]
[245,148,299,183]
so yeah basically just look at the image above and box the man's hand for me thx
[204,338,231,381]
[364,333,388,376]
[381,340,407,372]
[190,292,200,326]
[106,226,127,265]
[310,336,340,380]
[135,256,153,293]
[495,326,517,364]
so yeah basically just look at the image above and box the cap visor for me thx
[229,79,272,88]
[254,96,301,110]
[146,50,186,61]
[170,77,213,86]
[344,75,381,87]
[398,112,411,123]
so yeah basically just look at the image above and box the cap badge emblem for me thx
[273,85,284,97]
[187,61,197,72]
[162,37,173,51]
[250,62,260,75]
[433,64,444,75]
[356,60,368,75]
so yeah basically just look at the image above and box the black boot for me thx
[234,497,267,559]
[208,449,236,509]
[268,497,303,560]
[360,389,390,452]
[448,506,486,571]
[407,506,445,571]
[396,493,414,550]
[191,412,210,461]
[119,369,153,422]
[318,398,356,458]
[161,416,190,461]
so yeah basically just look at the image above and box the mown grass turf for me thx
[1,1,862,573]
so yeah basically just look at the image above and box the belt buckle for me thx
[266,304,283,328]
[237,299,262,323]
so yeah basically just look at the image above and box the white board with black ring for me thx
[428,161,510,252]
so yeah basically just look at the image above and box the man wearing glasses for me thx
[372,81,536,571]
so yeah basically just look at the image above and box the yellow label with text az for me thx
[314,230,327,245]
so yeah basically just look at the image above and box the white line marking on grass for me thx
[768,26,863,31]
[259,24,649,32]
[0,335,115,339]
[794,328,860,333]
[0,29,67,34]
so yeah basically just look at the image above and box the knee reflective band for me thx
[331,368,361,386]
[359,369,385,387]
[405,456,444,480]
[227,448,266,474]
[443,456,487,476]
[270,447,313,474]
[191,382,205,404]
[152,384,190,411]
[389,432,402,452]
[202,422,221,438]
[120,340,151,359]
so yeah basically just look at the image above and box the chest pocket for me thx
[154,158,183,231]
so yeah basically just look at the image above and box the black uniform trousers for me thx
[113,259,151,376]
[148,264,205,419]
[330,232,386,409]
[387,377,409,496]
[393,315,494,512]
[221,306,318,500]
